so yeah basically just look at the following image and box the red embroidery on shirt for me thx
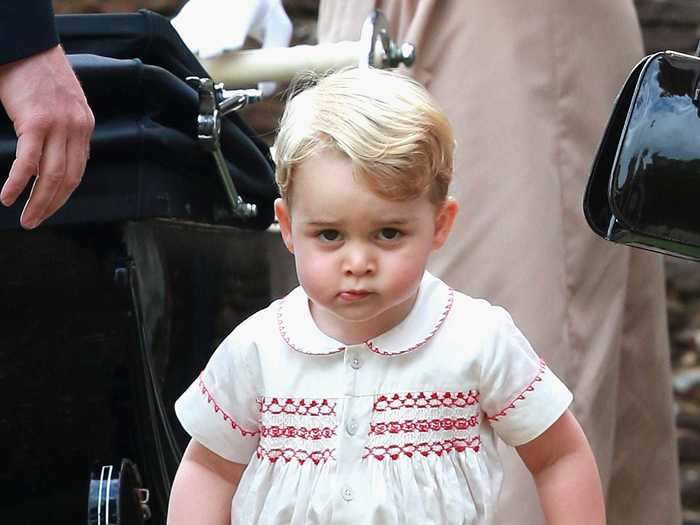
[487,359,547,422]
[369,416,479,436]
[256,445,336,465]
[260,424,337,440]
[197,375,258,437]
[365,288,454,356]
[362,436,481,461]
[277,286,453,356]
[373,391,480,412]
[277,301,346,355]
[258,397,337,416]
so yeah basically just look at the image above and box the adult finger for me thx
[41,134,88,222]
[0,132,43,207]
[20,131,67,229]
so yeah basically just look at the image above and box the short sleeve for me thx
[175,321,261,464]
[478,307,573,447]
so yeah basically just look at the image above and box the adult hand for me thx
[0,44,94,229]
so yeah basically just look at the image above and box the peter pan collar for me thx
[276,271,454,356]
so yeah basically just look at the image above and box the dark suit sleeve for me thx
[0,0,59,65]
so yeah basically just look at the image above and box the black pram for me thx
[0,11,278,525]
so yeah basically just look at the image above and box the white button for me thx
[350,357,362,369]
[342,486,354,501]
[346,418,358,436]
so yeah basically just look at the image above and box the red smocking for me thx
[362,436,481,461]
[260,425,337,440]
[373,391,480,412]
[258,397,338,416]
[256,445,336,465]
[369,415,479,436]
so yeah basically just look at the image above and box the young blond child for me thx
[167,67,605,525]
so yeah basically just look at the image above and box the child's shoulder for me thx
[439,288,529,360]
[448,288,514,330]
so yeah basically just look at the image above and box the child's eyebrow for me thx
[376,218,412,225]
[304,218,413,227]
[304,220,340,227]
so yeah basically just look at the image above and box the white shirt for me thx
[175,272,572,524]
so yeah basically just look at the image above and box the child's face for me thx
[275,150,458,344]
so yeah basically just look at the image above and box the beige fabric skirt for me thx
[319,1,680,523]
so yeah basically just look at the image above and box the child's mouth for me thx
[339,290,370,302]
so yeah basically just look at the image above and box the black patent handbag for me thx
[583,47,700,260]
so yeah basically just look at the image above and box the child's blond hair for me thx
[273,67,454,206]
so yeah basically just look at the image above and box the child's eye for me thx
[318,229,341,242]
[378,228,402,241]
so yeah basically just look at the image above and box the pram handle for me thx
[202,41,361,87]
[201,10,416,88]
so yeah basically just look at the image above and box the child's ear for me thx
[433,197,459,249]
[274,198,295,254]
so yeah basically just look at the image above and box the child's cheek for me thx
[384,251,428,296]
[295,251,336,295]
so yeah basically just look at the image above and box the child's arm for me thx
[516,409,605,525]
[167,439,246,525]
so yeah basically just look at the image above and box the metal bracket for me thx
[186,76,261,219]
[136,488,152,520]
[692,42,700,104]
[361,10,416,69]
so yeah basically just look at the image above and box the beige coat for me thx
[319,1,680,523]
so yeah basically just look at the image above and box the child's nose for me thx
[343,245,375,276]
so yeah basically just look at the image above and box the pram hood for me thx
[0,10,278,230]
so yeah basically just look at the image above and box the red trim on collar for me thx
[276,300,346,355]
[364,289,454,356]
[276,286,455,357]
